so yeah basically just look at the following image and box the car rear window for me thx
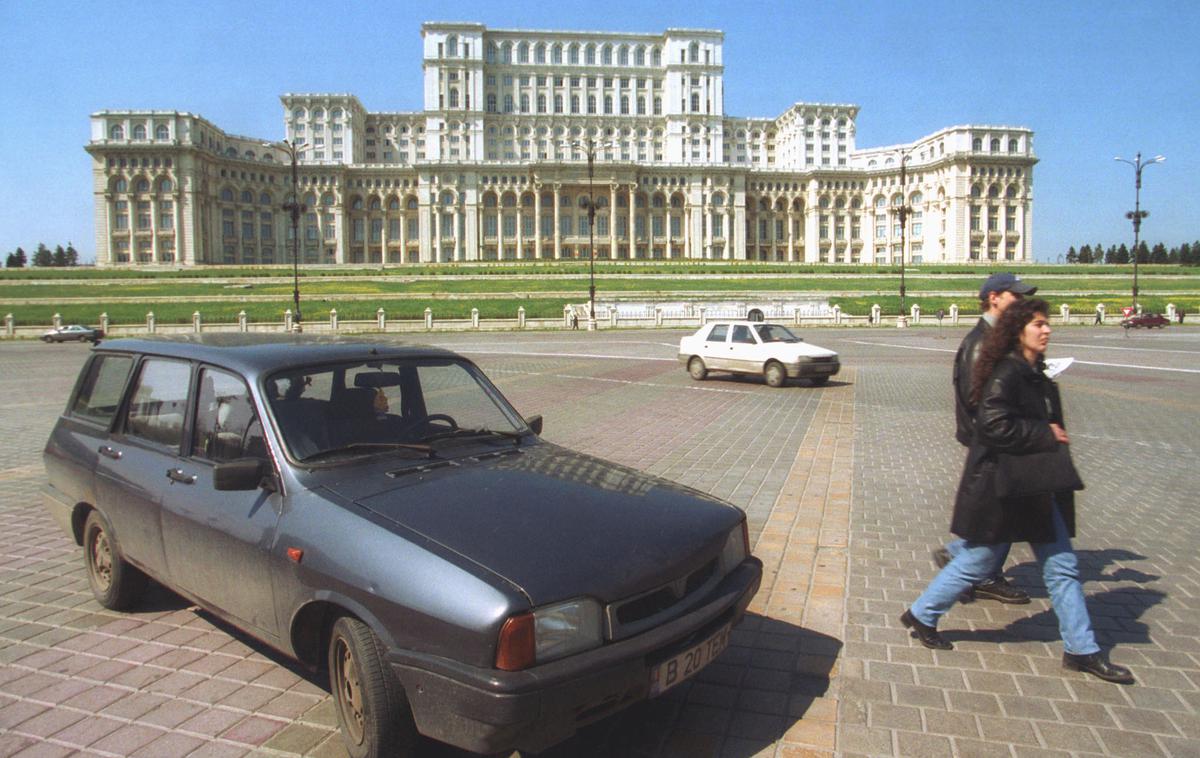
[70,354,133,425]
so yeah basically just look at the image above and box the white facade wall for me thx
[85,23,1036,267]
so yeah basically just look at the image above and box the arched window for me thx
[988,185,1000,199]
[1008,139,1019,153]
[486,93,497,113]
[442,191,455,206]
[585,43,595,64]
[155,124,169,140]
[132,124,147,140]
[323,193,335,206]
[501,41,512,63]
[331,108,343,119]
[535,43,545,63]
[910,192,923,205]
[241,190,254,203]
[135,178,150,193]
[653,97,662,115]
[554,94,563,113]
[571,95,580,114]
[990,138,1000,152]
[587,95,596,114]
[406,197,418,210]
[160,179,173,193]
[449,88,460,108]
[551,44,562,63]
[689,42,699,62]
[568,43,579,64]
[483,194,498,208]
[352,197,364,210]
[446,36,457,57]
[970,184,982,198]
[712,192,725,206]
[604,96,612,114]
[635,46,645,66]
[537,94,547,113]
[1006,185,1018,199]
[109,124,124,140]
[259,192,271,205]
[369,197,382,211]
[519,93,529,113]
[690,93,700,112]
[517,41,529,63]
[972,138,983,151]
[618,45,629,66]
[620,96,629,115]
[114,178,127,193]
[602,44,612,65]
[651,46,661,66]
[313,108,324,119]
[388,198,400,211]
[486,42,497,63]
[292,108,305,119]
[220,188,234,202]
[874,196,886,208]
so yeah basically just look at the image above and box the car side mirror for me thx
[214,458,270,491]
[525,414,543,436]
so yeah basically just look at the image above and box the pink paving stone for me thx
[110,664,171,690]
[0,674,60,699]
[0,699,48,729]
[216,684,277,712]
[154,628,209,648]
[186,631,239,653]
[183,741,252,758]
[181,653,239,677]
[140,698,207,729]
[143,670,209,697]
[216,659,275,684]
[176,706,245,738]
[86,636,143,659]
[146,647,207,670]
[250,666,305,691]
[93,618,144,636]
[116,641,176,664]
[220,715,288,746]
[258,692,325,721]
[0,734,36,757]
[48,713,123,747]
[76,659,135,682]
[11,740,76,758]
[130,731,207,758]
[123,622,176,641]
[15,705,88,738]
[98,691,170,720]
[29,677,92,705]
[90,724,168,754]
[14,649,72,670]
[60,685,129,712]
[180,677,243,706]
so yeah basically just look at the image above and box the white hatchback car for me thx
[678,321,840,388]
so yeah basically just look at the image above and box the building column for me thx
[628,184,637,258]
[609,184,617,259]
[704,206,713,259]
[804,197,820,263]
[453,207,462,260]
[380,204,389,265]
[723,212,731,259]
[418,198,431,263]
[553,185,561,259]
[336,204,347,264]
[174,192,186,264]
[534,187,543,259]
[398,209,407,262]
[787,207,795,262]
[104,193,115,265]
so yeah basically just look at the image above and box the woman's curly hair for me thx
[970,297,1050,405]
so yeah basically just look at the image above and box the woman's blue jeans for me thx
[911,504,1099,655]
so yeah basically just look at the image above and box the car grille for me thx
[605,558,719,641]
[809,355,837,363]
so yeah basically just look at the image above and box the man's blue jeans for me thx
[946,538,1011,579]
[914,505,1099,655]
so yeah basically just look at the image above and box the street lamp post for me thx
[894,151,912,327]
[563,137,616,331]
[1114,152,1165,312]
[277,140,308,331]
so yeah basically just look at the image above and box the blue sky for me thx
[1,0,1196,263]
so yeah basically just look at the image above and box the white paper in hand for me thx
[1044,357,1075,379]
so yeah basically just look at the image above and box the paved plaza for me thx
[0,325,1197,757]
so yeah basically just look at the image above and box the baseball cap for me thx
[980,272,1037,298]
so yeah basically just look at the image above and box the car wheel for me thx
[329,616,416,758]
[83,510,146,610]
[41,335,53,343]
[764,361,786,388]
[810,376,830,386]
[688,356,707,381]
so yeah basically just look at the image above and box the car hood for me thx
[317,442,743,606]
[776,342,837,359]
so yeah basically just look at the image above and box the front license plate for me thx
[648,623,731,697]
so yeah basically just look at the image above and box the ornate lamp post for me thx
[893,151,912,327]
[1114,152,1164,312]
[562,137,616,331]
[276,140,309,331]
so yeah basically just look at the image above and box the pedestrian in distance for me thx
[1094,309,1102,326]
[1180,309,1186,325]
[902,298,1134,684]
[939,272,1036,604]
[937,307,945,326]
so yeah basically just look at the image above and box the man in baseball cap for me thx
[936,271,1039,604]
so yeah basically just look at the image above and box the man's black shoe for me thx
[932,548,951,569]
[972,577,1030,604]
[1063,652,1135,684]
[900,610,953,650]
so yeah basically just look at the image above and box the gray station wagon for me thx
[42,334,763,757]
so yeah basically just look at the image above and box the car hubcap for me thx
[335,639,365,743]
[91,530,112,590]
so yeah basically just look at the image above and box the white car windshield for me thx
[753,324,800,343]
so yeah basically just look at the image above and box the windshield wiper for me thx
[299,442,435,463]
[417,428,525,446]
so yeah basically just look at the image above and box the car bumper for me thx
[386,558,763,754]
[787,360,840,379]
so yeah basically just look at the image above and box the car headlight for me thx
[719,520,750,575]
[495,597,603,671]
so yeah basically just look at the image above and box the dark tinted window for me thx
[70,354,133,424]
[731,325,755,344]
[193,368,266,462]
[123,359,190,450]
[706,324,728,343]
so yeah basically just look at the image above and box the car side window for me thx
[122,359,191,450]
[731,325,755,344]
[70,354,134,425]
[193,368,266,462]
[706,324,728,343]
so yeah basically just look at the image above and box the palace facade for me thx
[86,22,1036,267]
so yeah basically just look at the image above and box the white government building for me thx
[86,22,1036,267]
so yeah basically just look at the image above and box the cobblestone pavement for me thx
[0,325,1196,757]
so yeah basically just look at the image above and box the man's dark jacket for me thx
[950,353,1077,544]
[953,317,990,446]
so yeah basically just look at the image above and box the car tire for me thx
[764,361,786,388]
[83,510,146,611]
[688,357,708,381]
[41,335,53,343]
[329,616,417,758]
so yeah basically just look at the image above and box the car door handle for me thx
[166,468,196,485]
[98,445,122,460]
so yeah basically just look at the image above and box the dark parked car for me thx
[42,324,103,343]
[1121,313,1170,329]
[42,335,762,757]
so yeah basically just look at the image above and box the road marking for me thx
[457,348,677,362]
[1055,342,1198,356]
[844,340,1200,374]
[486,367,761,394]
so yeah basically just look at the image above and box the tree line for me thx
[1065,240,1200,265]
[5,243,81,268]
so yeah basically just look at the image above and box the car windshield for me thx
[753,324,801,343]
[266,357,527,463]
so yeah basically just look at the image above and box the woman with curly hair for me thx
[900,298,1134,684]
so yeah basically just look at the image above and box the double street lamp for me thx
[1114,152,1165,312]
[273,140,309,331]
[893,151,913,327]
[562,137,616,331]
